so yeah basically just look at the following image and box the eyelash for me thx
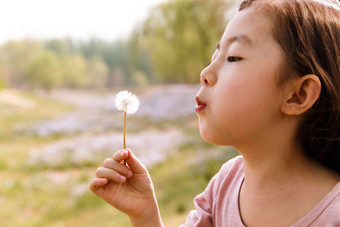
[227,56,242,62]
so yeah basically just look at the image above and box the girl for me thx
[89,0,340,226]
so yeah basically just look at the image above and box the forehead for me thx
[220,8,274,48]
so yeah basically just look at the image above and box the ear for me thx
[281,74,321,115]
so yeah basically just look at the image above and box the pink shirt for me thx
[181,156,340,227]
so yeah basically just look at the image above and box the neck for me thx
[242,149,308,192]
[237,137,338,195]
[234,117,339,227]
[234,117,338,194]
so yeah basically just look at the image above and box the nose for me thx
[200,63,217,87]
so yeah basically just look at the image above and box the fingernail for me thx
[100,178,108,184]
[127,171,133,178]
[119,175,126,183]
[120,150,126,157]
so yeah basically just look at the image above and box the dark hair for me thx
[239,0,340,173]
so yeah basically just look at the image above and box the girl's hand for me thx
[89,149,162,226]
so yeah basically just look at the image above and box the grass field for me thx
[0,88,239,227]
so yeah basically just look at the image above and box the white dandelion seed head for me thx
[115,90,140,114]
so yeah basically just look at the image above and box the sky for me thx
[0,0,168,44]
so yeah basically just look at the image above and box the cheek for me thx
[214,76,278,127]
[214,77,256,113]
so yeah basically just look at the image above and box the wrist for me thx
[129,199,163,227]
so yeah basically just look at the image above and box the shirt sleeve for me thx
[179,156,243,227]
[179,174,217,227]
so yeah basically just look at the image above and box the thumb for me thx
[89,178,108,193]
[126,148,147,174]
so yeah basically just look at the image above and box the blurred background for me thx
[0,0,239,226]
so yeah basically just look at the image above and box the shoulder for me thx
[220,155,244,172]
[184,155,244,226]
[207,155,244,197]
[298,181,340,227]
[320,182,340,220]
[216,155,244,182]
[313,182,340,226]
[195,155,244,199]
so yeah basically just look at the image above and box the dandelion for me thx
[115,91,140,150]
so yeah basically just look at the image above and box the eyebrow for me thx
[216,34,253,50]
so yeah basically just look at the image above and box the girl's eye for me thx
[227,56,242,62]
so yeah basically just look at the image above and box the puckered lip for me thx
[195,97,206,112]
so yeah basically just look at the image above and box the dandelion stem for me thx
[123,111,127,165]
[124,111,127,149]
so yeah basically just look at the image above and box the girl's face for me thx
[196,8,287,147]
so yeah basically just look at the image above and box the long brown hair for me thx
[239,0,340,173]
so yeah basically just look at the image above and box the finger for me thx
[89,178,108,192]
[96,167,126,183]
[103,158,133,178]
[125,148,148,174]
[112,149,129,162]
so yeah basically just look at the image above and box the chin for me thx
[200,127,230,146]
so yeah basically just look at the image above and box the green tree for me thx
[60,54,88,88]
[0,40,44,87]
[0,61,6,91]
[78,38,132,87]
[45,38,76,56]
[86,56,109,88]
[0,73,6,91]
[132,0,232,84]
[26,51,62,91]
[128,32,157,84]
